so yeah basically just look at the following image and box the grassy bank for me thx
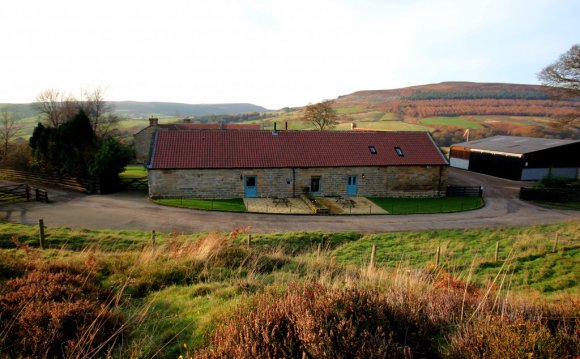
[0,220,578,357]
[369,196,484,214]
[153,198,247,212]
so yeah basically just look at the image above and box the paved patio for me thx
[243,196,387,215]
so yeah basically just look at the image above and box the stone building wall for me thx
[149,165,448,199]
[134,126,156,163]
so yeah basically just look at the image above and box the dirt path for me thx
[1,168,578,233]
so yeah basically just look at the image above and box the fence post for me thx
[435,246,440,266]
[552,232,559,253]
[151,230,156,247]
[494,241,499,262]
[38,219,45,249]
[369,244,377,270]
[317,242,322,257]
[25,185,31,200]
[247,234,252,248]
[35,188,39,201]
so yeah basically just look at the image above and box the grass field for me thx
[0,220,578,357]
[154,198,247,212]
[419,116,482,129]
[120,164,147,179]
[369,196,484,214]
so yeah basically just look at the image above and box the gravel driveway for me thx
[1,168,578,233]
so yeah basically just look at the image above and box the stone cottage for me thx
[147,129,449,199]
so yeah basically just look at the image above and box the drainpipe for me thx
[438,166,443,196]
[292,168,296,198]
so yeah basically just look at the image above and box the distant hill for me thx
[113,101,268,118]
[335,82,578,118]
[0,101,268,119]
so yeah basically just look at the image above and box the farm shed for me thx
[450,136,580,181]
[133,117,261,163]
[147,129,449,199]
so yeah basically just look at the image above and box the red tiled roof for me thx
[160,123,261,130]
[149,130,448,169]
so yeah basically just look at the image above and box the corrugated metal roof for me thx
[452,136,580,154]
[149,130,448,169]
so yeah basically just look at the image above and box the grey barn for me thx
[450,135,580,181]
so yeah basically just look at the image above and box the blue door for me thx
[346,175,357,195]
[244,176,257,197]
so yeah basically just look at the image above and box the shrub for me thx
[195,282,446,358]
[446,314,579,358]
[0,263,123,358]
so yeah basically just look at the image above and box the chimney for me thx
[219,122,225,130]
[285,121,288,130]
[272,122,278,135]
[350,122,357,130]
[183,118,191,123]
[149,117,159,126]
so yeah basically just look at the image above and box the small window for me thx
[368,146,377,154]
[394,147,404,157]
[310,176,321,193]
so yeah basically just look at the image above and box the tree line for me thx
[2,87,131,193]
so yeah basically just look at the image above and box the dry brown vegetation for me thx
[0,263,123,358]
[193,267,579,358]
[0,223,578,358]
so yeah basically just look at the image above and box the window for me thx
[394,147,404,157]
[310,176,321,193]
[368,146,377,154]
[246,176,256,187]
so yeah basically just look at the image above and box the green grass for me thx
[122,283,242,357]
[419,116,482,129]
[368,196,484,214]
[335,106,366,114]
[154,198,247,212]
[0,221,171,250]
[120,164,147,179]
[330,222,580,293]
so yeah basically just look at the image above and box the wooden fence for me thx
[0,184,49,203]
[446,186,483,197]
[0,169,97,193]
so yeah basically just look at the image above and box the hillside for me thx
[336,82,578,118]
[113,101,268,118]
[252,82,579,145]
[0,221,578,357]
[0,101,267,120]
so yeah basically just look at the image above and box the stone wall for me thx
[149,165,448,199]
[134,126,156,163]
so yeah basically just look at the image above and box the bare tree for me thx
[80,86,119,137]
[33,88,79,127]
[538,44,580,94]
[34,87,119,137]
[303,99,339,131]
[538,45,580,130]
[0,106,21,161]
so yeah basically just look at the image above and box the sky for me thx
[0,0,578,110]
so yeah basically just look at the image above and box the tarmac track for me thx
[1,168,578,234]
